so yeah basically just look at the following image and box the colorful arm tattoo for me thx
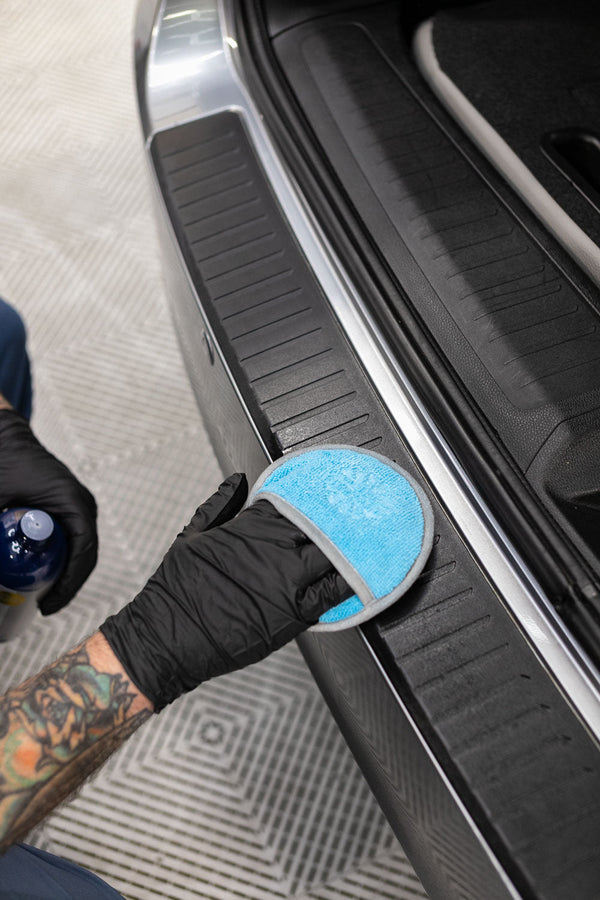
[0,635,152,851]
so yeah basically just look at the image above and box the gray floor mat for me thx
[0,1,426,897]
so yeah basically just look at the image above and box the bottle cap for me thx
[20,509,55,542]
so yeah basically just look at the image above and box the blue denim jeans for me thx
[0,844,126,898]
[0,298,32,420]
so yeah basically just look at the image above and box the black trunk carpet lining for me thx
[431,0,600,247]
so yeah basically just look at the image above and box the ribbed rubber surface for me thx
[152,114,384,453]
[373,540,600,900]
[272,15,600,474]
[153,110,600,899]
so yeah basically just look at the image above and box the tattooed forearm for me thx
[0,632,152,851]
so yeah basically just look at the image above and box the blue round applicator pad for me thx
[247,445,434,631]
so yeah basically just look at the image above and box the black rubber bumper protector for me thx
[151,112,600,900]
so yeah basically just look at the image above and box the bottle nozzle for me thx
[20,510,54,542]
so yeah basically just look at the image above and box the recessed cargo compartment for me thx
[542,129,600,213]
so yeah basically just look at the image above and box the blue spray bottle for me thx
[0,508,67,641]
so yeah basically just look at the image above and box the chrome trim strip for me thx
[137,1,600,743]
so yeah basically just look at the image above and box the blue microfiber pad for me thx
[248,445,434,630]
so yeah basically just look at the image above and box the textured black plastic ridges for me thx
[271,8,600,467]
[152,111,600,899]
[265,9,600,623]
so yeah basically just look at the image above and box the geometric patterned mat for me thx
[0,1,427,897]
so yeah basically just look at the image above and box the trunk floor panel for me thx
[153,109,600,899]
[430,0,600,248]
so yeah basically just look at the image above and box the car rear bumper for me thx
[134,3,600,898]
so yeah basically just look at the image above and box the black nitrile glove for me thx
[0,408,98,614]
[100,473,350,711]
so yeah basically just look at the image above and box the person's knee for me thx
[0,298,27,354]
[0,298,32,419]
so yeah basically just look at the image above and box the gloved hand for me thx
[101,473,350,711]
[0,408,98,615]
